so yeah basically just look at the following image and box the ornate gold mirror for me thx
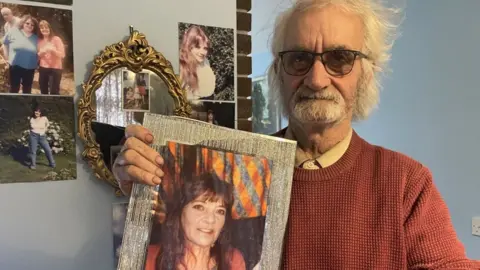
[78,27,191,195]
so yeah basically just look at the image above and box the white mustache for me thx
[297,90,340,101]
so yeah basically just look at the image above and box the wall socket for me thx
[473,217,480,236]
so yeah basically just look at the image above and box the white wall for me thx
[0,1,236,269]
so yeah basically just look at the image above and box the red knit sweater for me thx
[280,130,480,269]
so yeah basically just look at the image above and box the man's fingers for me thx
[123,137,164,167]
[125,124,154,144]
[127,164,161,186]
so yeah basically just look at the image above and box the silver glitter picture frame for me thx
[117,114,296,270]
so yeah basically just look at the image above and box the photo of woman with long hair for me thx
[206,109,218,125]
[28,105,55,169]
[178,23,234,101]
[38,19,65,95]
[0,3,74,96]
[179,25,215,101]
[145,172,246,270]
[2,14,38,94]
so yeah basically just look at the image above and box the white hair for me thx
[267,0,404,122]
[1,7,12,16]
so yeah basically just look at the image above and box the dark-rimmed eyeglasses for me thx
[278,49,368,77]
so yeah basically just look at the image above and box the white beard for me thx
[287,88,348,124]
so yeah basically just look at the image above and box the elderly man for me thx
[112,0,480,269]
[1,8,19,34]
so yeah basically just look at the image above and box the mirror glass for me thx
[94,68,175,127]
[90,68,177,170]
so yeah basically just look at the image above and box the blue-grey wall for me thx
[252,0,480,259]
[0,0,236,269]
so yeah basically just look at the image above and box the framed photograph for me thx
[178,22,234,102]
[189,100,235,128]
[0,2,74,95]
[117,114,297,270]
[122,69,151,112]
[0,94,77,183]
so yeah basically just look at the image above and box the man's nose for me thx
[304,59,331,91]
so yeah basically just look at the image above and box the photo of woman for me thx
[2,14,38,94]
[0,3,74,96]
[189,101,235,129]
[38,19,65,95]
[28,105,55,169]
[122,70,150,112]
[117,142,272,270]
[179,23,234,102]
[145,172,246,270]
[206,109,218,125]
[0,94,76,183]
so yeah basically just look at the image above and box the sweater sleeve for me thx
[404,166,480,269]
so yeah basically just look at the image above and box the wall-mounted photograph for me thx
[122,69,150,112]
[178,22,234,102]
[112,202,128,269]
[189,100,235,129]
[0,94,76,183]
[0,2,73,95]
[17,0,72,5]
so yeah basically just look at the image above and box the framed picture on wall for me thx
[116,114,296,270]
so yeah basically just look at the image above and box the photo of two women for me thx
[116,142,272,270]
[0,3,73,96]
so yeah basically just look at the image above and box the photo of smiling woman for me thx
[2,14,38,94]
[145,172,246,270]
[178,23,234,101]
[0,3,74,96]
[123,141,274,270]
[38,19,65,95]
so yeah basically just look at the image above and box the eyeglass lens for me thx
[281,50,357,76]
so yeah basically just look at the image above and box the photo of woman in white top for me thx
[28,106,55,169]
[179,25,216,101]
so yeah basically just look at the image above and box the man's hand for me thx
[112,124,164,195]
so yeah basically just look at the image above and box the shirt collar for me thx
[284,127,353,168]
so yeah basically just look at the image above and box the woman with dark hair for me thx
[2,14,39,94]
[206,110,218,125]
[37,19,66,95]
[145,172,246,270]
[28,106,55,169]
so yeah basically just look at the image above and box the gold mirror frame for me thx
[78,28,191,195]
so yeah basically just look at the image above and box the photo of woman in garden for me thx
[28,105,55,169]
[0,94,77,183]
